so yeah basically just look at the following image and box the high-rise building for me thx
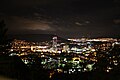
[52,37,58,52]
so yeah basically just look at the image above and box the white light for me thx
[91,49,95,52]
[106,70,109,72]
[64,71,67,73]
[78,69,81,71]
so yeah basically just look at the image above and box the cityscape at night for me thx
[0,0,120,80]
[0,35,120,80]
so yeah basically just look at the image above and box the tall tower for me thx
[52,36,57,52]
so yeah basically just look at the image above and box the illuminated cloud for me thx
[26,23,53,31]
[3,16,55,31]
[114,19,120,24]
[75,22,83,26]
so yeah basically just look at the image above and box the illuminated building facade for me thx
[52,37,58,52]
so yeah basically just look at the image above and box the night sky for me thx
[0,0,120,38]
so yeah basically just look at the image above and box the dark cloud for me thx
[0,0,120,38]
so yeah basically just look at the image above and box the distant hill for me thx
[8,34,68,42]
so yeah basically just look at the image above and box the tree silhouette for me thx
[0,20,8,45]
